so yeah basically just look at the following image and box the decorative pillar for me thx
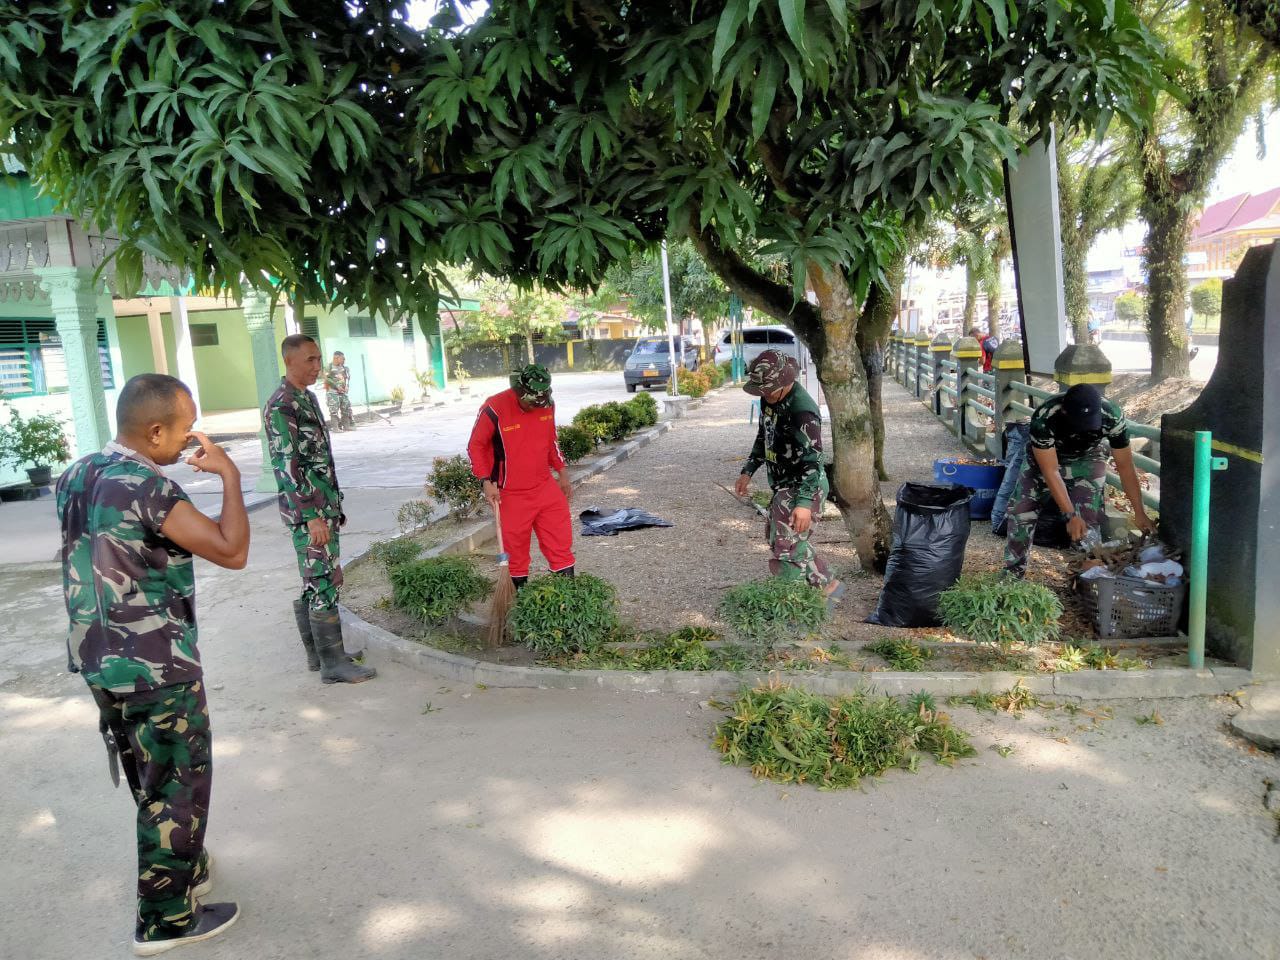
[951,336,983,442]
[929,332,953,415]
[36,267,110,456]
[912,333,931,398]
[168,296,203,419]
[991,339,1027,434]
[241,283,282,493]
[1053,343,1113,394]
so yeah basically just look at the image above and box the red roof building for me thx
[1188,187,1280,275]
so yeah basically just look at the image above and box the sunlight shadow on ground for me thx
[0,693,95,729]
[20,808,56,835]
[298,706,331,722]
[359,901,460,951]
[524,806,727,886]
[213,736,243,759]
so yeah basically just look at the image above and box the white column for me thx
[146,304,169,374]
[168,296,203,419]
[36,267,111,455]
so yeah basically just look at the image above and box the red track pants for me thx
[500,478,575,578]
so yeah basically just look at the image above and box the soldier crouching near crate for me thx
[734,350,845,606]
[264,334,375,683]
[1004,383,1155,578]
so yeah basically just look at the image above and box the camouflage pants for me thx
[326,390,354,429]
[1002,456,1105,578]
[291,519,343,610]
[90,680,212,941]
[767,485,833,587]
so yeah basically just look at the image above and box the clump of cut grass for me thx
[367,537,425,571]
[938,573,1062,648]
[719,579,828,646]
[866,637,932,671]
[948,681,1045,716]
[713,683,976,789]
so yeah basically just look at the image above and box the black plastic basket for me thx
[1076,574,1186,639]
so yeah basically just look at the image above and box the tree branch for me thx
[687,224,821,343]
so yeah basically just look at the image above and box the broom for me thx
[486,500,516,648]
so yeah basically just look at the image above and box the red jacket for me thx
[467,389,566,492]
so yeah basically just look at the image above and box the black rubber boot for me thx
[555,566,575,578]
[293,598,321,671]
[512,575,528,591]
[309,608,376,684]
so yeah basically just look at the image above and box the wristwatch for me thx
[1064,509,1079,520]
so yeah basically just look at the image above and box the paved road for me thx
[0,371,644,566]
[1099,340,1219,381]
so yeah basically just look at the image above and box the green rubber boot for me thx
[309,608,376,684]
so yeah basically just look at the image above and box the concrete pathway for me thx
[2,378,1279,960]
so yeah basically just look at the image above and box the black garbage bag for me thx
[868,483,973,628]
[579,506,674,537]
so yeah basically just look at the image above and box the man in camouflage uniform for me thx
[264,334,375,683]
[323,350,355,431]
[734,350,843,602]
[1004,383,1155,577]
[57,373,249,954]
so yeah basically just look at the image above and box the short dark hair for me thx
[281,334,317,359]
[116,374,193,434]
[332,350,345,358]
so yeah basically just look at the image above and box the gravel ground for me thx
[347,382,1014,644]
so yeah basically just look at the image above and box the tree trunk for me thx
[524,328,535,364]
[808,265,891,571]
[856,253,905,483]
[985,224,1009,337]
[962,265,979,330]
[1141,198,1192,380]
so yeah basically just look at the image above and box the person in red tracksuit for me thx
[467,364,575,587]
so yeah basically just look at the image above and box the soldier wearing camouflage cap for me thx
[264,335,375,683]
[467,363,575,586]
[735,349,844,604]
[57,373,250,953]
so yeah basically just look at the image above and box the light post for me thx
[660,240,679,394]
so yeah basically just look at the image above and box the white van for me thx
[713,325,802,367]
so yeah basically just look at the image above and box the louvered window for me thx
[0,317,114,398]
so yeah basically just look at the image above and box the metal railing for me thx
[886,330,1163,511]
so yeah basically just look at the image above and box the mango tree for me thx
[0,0,1162,564]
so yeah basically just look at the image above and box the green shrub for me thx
[368,537,425,571]
[718,360,733,383]
[625,392,659,428]
[573,403,627,444]
[390,557,492,624]
[509,573,621,654]
[677,369,711,398]
[396,499,435,532]
[713,684,976,788]
[937,573,1062,648]
[598,402,634,440]
[866,637,932,671]
[556,425,594,463]
[719,578,828,645]
[426,455,484,518]
[633,626,719,670]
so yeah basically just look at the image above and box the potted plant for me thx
[389,385,405,412]
[454,360,471,395]
[0,408,71,486]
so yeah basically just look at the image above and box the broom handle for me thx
[493,498,507,560]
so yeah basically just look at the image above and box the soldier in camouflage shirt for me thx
[57,374,249,954]
[734,350,843,603]
[264,334,375,684]
[323,350,356,431]
[1004,383,1155,577]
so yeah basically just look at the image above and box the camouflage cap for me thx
[743,349,799,397]
[510,363,553,406]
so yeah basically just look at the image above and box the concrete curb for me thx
[339,607,1255,702]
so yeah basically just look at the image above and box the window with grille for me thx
[347,315,377,338]
[301,315,320,344]
[0,317,114,397]
[190,323,219,347]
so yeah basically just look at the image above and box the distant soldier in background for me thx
[265,335,375,684]
[734,350,844,606]
[323,350,356,431]
[57,373,249,954]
